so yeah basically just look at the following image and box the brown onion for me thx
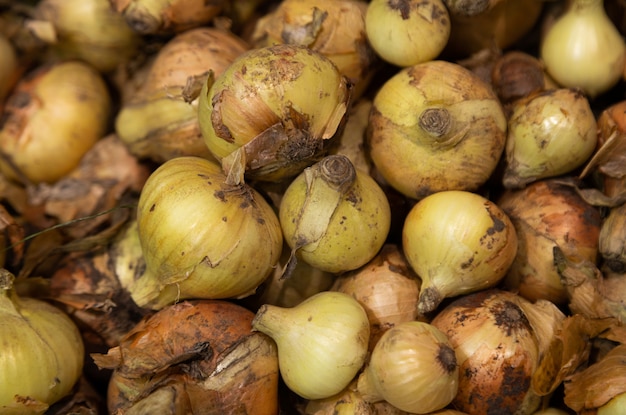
[498,178,601,304]
[92,300,279,414]
[431,289,565,415]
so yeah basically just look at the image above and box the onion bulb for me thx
[32,0,140,73]
[0,61,111,184]
[198,44,351,184]
[251,0,376,98]
[498,178,601,304]
[0,269,84,414]
[133,156,283,309]
[115,27,249,163]
[402,190,518,316]
[93,300,279,415]
[252,291,370,400]
[541,0,626,98]
[356,321,459,414]
[431,289,565,415]
[279,154,391,274]
[502,88,598,189]
[367,60,507,199]
[365,0,451,67]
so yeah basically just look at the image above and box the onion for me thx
[402,190,518,316]
[365,0,450,67]
[198,44,351,184]
[252,291,370,400]
[132,156,283,309]
[541,0,626,98]
[332,244,421,349]
[115,27,249,163]
[279,154,391,275]
[502,88,598,189]
[32,0,140,73]
[0,270,84,414]
[356,320,459,414]
[491,51,548,110]
[251,0,376,98]
[110,0,229,35]
[0,61,112,185]
[498,178,601,304]
[430,289,565,415]
[92,300,279,414]
[367,60,507,199]
[599,202,626,273]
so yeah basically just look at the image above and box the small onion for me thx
[198,44,351,184]
[279,154,391,274]
[430,289,565,415]
[502,88,598,189]
[541,0,626,98]
[402,190,518,316]
[0,61,112,184]
[365,0,451,67]
[133,156,283,309]
[498,178,601,305]
[252,291,370,400]
[0,270,84,414]
[92,300,279,414]
[356,321,459,414]
[367,60,507,199]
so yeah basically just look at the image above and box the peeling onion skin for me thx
[0,61,112,185]
[367,60,507,200]
[430,290,544,415]
[134,156,283,309]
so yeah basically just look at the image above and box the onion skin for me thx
[0,35,19,107]
[498,178,601,305]
[367,60,507,200]
[430,289,545,415]
[93,300,279,415]
[134,156,283,309]
[0,61,111,185]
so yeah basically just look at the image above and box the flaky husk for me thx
[431,289,565,415]
[498,178,601,305]
[367,60,507,200]
[93,300,279,415]
[115,28,249,163]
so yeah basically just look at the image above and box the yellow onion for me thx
[498,178,601,305]
[304,380,376,415]
[252,291,370,400]
[402,190,518,316]
[491,51,549,110]
[365,0,450,67]
[0,34,19,106]
[0,61,111,185]
[92,300,279,415]
[599,202,626,273]
[502,88,598,189]
[442,0,544,58]
[541,0,626,98]
[332,244,421,349]
[198,44,351,184]
[110,0,229,34]
[132,156,283,309]
[251,0,376,98]
[0,269,84,414]
[357,321,459,414]
[431,289,566,415]
[279,154,391,275]
[32,0,140,73]
[367,60,507,200]
[115,27,249,163]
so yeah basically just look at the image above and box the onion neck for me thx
[569,0,604,12]
[251,304,288,339]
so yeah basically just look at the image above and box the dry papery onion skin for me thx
[279,154,391,274]
[367,60,507,200]
[133,156,283,309]
[402,190,518,316]
[92,300,279,415]
[198,43,351,184]
[0,61,111,185]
